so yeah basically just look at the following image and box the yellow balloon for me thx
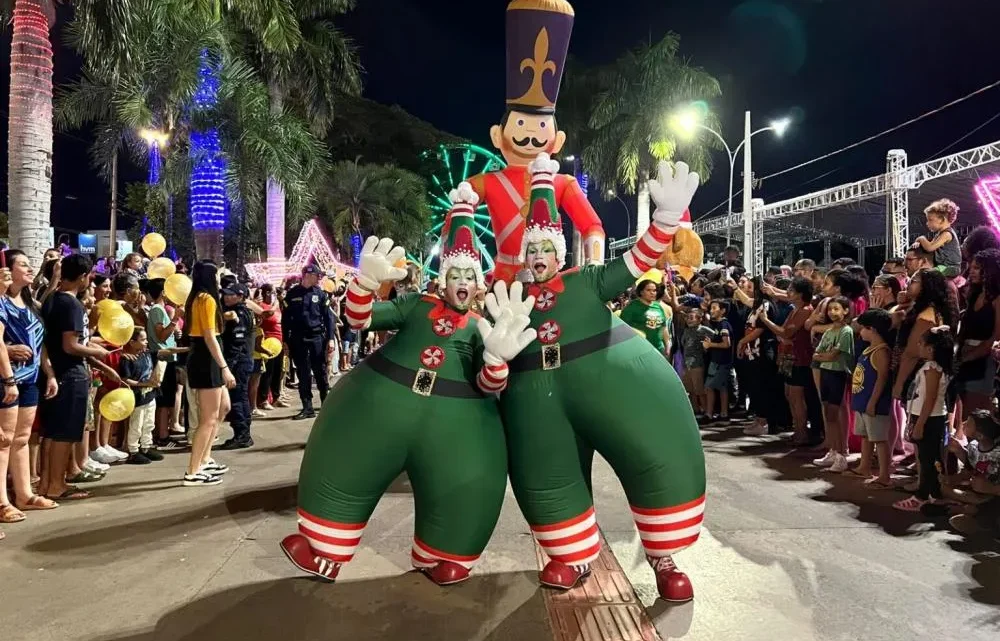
[99,387,136,422]
[95,298,121,314]
[141,233,167,258]
[147,257,176,280]
[164,274,192,305]
[320,277,336,293]
[261,337,282,359]
[98,306,135,347]
[636,268,664,286]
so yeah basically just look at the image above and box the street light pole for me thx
[742,111,755,274]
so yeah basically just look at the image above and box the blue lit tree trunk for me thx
[189,51,227,261]
[142,140,161,236]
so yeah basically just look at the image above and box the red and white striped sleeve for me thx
[476,362,509,395]
[344,279,374,330]
[622,222,677,278]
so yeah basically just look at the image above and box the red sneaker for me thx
[279,534,341,582]
[649,556,693,602]
[539,560,591,590]
[423,561,471,586]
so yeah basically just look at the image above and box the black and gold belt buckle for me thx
[412,368,437,396]
[542,344,561,370]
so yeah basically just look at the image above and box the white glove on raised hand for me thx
[479,281,537,366]
[648,161,700,230]
[483,280,535,322]
[528,152,560,176]
[356,236,408,292]
[449,181,480,207]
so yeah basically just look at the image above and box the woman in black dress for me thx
[182,260,236,487]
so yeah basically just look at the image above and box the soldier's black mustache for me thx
[512,137,549,148]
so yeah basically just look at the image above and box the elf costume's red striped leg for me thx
[279,509,366,582]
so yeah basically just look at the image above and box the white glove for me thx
[648,161,700,229]
[449,181,480,207]
[479,281,537,366]
[356,236,408,291]
[483,280,535,322]
[478,309,537,367]
[528,152,560,176]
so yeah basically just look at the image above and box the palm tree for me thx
[316,158,430,257]
[3,0,137,261]
[4,0,57,262]
[584,33,722,237]
[231,0,362,261]
[56,0,333,261]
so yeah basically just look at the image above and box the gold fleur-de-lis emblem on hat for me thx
[513,28,557,106]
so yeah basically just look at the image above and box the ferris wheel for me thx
[417,143,506,279]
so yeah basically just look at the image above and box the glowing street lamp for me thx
[668,106,792,254]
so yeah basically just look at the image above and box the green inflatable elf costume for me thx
[497,153,706,602]
[280,184,537,586]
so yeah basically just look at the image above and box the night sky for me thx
[4,0,1000,246]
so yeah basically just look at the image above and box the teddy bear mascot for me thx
[496,153,706,602]
[280,185,538,586]
[467,0,606,285]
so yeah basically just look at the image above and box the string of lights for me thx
[189,51,228,235]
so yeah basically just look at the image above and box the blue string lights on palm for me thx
[350,233,363,266]
[189,51,227,232]
[141,140,162,236]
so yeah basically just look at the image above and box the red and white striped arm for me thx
[476,362,509,394]
[622,221,677,278]
[344,279,374,330]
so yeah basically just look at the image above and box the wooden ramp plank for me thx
[536,531,660,641]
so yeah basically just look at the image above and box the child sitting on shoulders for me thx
[913,198,961,278]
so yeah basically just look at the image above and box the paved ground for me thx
[3,401,1000,641]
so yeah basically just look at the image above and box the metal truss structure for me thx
[691,138,1000,266]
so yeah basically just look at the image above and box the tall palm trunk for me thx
[635,168,650,239]
[265,84,286,262]
[7,0,54,263]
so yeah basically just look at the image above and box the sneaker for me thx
[710,415,729,426]
[90,448,116,464]
[251,409,267,419]
[84,458,110,473]
[103,445,130,462]
[183,472,222,487]
[155,439,186,451]
[127,452,153,465]
[743,422,768,436]
[219,438,254,450]
[274,399,290,408]
[828,453,849,473]
[812,450,836,467]
[201,460,229,475]
[140,448,165,462]
[260,402,274,411]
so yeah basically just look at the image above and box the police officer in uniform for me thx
[219,282,256,449]
[285,264,336,420]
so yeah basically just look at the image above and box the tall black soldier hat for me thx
[504,0,575,115]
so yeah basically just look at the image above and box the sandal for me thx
[66,470,104,484]
[0,504,26,523]
[893,496,926,512]
[17,495,58,511]
[47,487,90,501]
[843,469,870,478]
[864,479,894,490]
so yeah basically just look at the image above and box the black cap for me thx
[302,264,322,275]
[221,283,248,298]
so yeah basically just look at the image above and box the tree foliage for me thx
[313,159,431,253]
[55,0,360,242]
[581,33,723,196]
